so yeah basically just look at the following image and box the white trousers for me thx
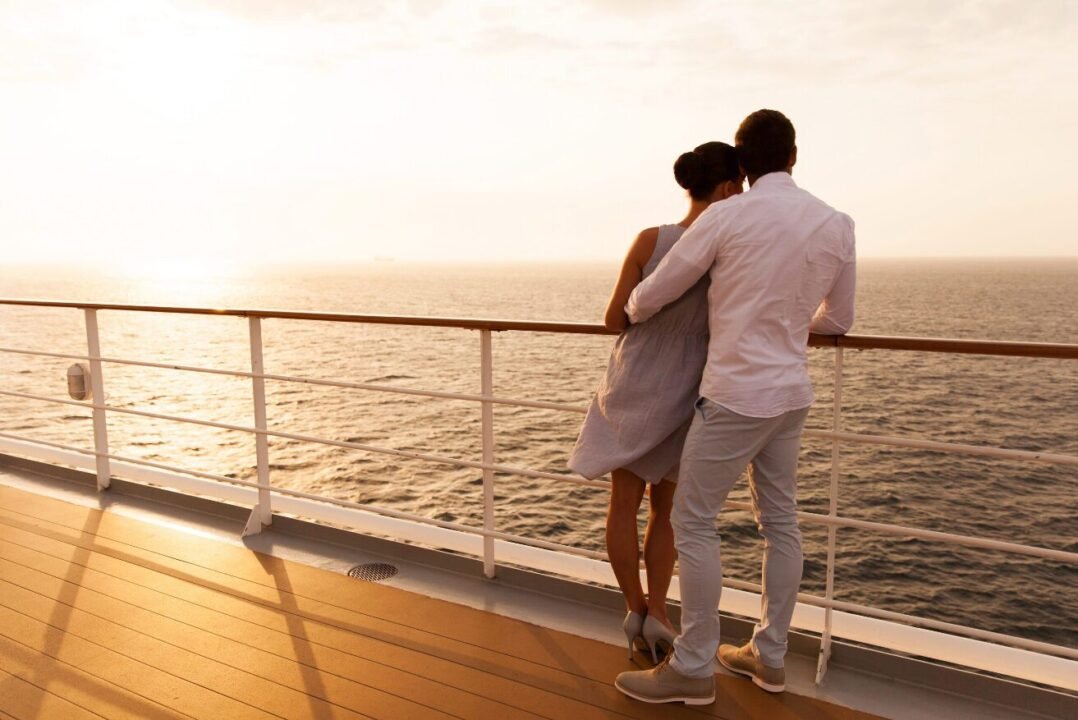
[669,398,810,678]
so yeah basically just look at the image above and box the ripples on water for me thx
[1,259,1076,647]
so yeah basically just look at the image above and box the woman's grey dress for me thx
[569,224,710,483]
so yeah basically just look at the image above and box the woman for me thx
[569,142,743,662]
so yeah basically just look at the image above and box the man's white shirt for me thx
[626,171,856,418]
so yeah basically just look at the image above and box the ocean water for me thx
[1,258,1076,648]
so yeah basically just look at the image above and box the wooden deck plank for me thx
[0,542,615,720]
[0,489,875,719]
[0,555,542,720]
[0,665,113,720]
[0,606,275,720]
[0,635,186,720]
[0,575,452,720]
[0,526,627,720]
[0,485,879,720]
[5,497,630,674]
[2,494,671,677]
[0,506,703,720]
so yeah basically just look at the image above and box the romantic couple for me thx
[569,109,856,705]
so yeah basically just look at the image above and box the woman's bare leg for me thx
[607,468,647,613]
[644,478,677,629]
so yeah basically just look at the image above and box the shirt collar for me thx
[750,171,797,191]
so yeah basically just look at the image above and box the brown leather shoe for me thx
[717,642,786,692]
[615,654,716,705]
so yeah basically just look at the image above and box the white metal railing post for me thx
[480,329,496,578]
[817,346,844,683]
[83,309,111,491]
[243,316,272,536]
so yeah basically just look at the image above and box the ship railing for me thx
[0,299,1075,691]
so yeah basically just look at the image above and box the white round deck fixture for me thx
[67,363,92,401]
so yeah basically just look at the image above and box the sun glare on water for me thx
[111,258,248,306]
[115,258,241,283]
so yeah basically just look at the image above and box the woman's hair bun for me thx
[672,141,740,201]
[673,151,703,191]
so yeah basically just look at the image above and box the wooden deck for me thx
[0,485,878,720]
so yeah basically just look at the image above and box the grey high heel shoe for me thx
[622,611,645,659]
[642,615,676,664]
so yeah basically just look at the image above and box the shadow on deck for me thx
[0,484,875,720]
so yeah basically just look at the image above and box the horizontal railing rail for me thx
[2,297,1077,357]
[2,386,1075,564]
[2,298,1077,685]
[0,389,603,487]
[0,346,587,413]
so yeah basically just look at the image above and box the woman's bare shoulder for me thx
[630,226,661,265]
[637,226,662,242]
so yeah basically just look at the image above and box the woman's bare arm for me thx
[603,228,659,331]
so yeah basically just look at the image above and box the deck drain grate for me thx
[347,563,399,582]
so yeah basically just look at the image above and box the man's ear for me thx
[787,145,798,171]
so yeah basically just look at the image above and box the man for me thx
[614,109,856,705]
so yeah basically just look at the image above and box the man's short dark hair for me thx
[735,109,796,177]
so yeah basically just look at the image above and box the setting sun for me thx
[2,1,1074,266]
[112,257,243,283]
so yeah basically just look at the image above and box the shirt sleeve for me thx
[809,217,857,335]
[626,211,719,324]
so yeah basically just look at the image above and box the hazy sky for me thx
[2,0,1076,273]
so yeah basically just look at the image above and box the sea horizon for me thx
[7,255,1078,270]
